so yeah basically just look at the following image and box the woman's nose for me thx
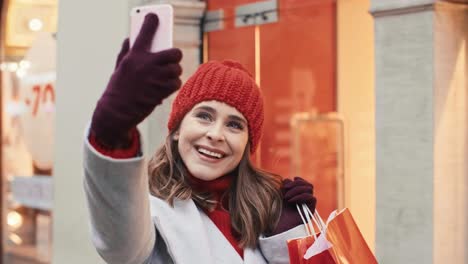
[206,123,225,141]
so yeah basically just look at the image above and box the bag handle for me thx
[303,205,326,232]
[296,203,318,239]
[297,203,328,235]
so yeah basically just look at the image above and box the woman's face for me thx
[174,100,249,181]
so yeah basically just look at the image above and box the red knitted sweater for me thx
[88,131,244,258]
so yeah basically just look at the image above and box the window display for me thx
[2,32,56,264]
[206,0,340,216]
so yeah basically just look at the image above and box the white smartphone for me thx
[130,4,173,52]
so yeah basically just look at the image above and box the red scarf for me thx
[188,173,244,258]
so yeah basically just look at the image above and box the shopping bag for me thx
[287,204,335,264]
[288,204,378,264]
[288,234,336,264]
[321,208,378,264]
[304,207,378,263]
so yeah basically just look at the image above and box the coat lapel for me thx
[200,211,268,264]
[199,209,244,264]
[149,195,267,264]
[149,196,215,264]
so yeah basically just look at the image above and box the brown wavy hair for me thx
[148,131,283,248]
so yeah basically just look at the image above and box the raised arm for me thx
[83,13,182,263]
[83,131,155,263]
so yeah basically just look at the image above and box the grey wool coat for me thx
[83,131,308,264]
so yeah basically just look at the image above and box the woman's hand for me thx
[270,177,317,236]
[91,13,183,147]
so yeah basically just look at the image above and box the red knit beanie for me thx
[168,60,264,154]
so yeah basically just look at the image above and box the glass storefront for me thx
[1,0,57,263]
[205,0,343,216]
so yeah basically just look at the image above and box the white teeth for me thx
[197,147,223,159]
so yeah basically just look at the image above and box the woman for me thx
[83,13,316,264]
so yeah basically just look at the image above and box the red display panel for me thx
[206,0,338,215]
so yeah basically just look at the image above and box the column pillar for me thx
[54,1,130,263]
[432,2,467,263]
[370,1,467,263]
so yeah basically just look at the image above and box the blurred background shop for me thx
[0,0,466,263]
[0,0,56,263]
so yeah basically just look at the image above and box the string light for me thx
[9,233,23,245]
[0,60,32,78]
[29,18,43,32]
[19,60,31,69]
[7,63,18,72]
[7,211,23,230]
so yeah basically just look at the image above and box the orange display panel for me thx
[206,0,338,213]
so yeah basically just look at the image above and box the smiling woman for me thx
[83,15,317,263]
[174,101,249,181]
[147,60,285,251]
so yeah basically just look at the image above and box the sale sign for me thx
[18,33,56,171]
[11,175,53,210]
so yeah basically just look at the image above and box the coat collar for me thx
[149,195,266,264]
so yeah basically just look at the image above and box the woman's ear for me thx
[173,130,180,141]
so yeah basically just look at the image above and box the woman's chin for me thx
[190,171,223,181]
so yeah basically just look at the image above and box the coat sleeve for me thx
[258,225,308,264]
[83,127,156,264]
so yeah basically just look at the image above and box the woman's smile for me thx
[195,145,226,161]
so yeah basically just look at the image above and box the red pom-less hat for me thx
[168,60,264,154]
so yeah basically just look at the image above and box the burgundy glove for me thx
[270,177,317,235]
[91,13,183,147]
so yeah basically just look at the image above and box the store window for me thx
[1,0,57,263]
[205,0,342,216]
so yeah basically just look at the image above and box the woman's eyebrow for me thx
[194,105,216,113]
[229,115,247,125]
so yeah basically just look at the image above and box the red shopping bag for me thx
[287,204,335,264]
[287,235,335,264]
[324,208,378,264]
[287,205,378,264]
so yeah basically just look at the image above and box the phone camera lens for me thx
[136,9,140,13]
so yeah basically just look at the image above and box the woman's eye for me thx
[196,112,212,121]
[227,121,244,130]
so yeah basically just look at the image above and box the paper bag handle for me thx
[296,203,319,239]
[306,206,326,232]
[297,203,328,234]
